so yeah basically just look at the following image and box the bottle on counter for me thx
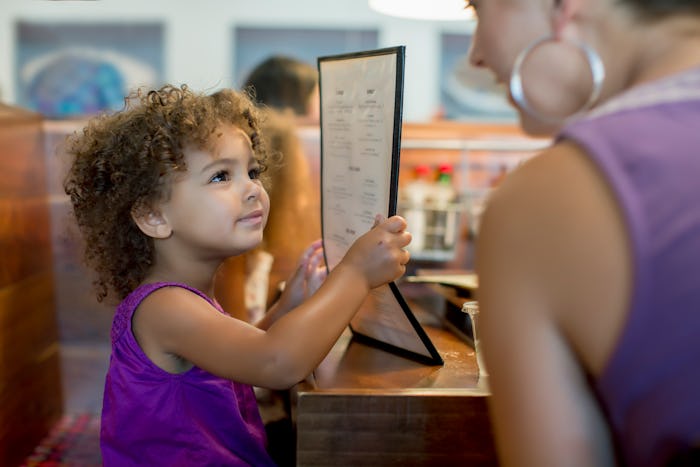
[401,164,431,254]
[426,163,458,252]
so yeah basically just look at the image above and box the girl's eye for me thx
[248,167,262,180]
[210,170,231,183]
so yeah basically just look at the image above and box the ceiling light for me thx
[369,0,474,21]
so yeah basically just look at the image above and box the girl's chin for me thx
[230,236,264,255]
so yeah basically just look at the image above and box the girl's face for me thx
[159,125,270,260]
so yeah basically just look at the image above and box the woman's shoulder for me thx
[478,141,631,375]
[582,65,700,122]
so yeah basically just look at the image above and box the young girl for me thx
[63,84,411,466]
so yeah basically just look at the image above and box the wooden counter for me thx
[293,319,497,466]
[0,105,61,465]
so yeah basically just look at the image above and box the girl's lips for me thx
[238,210,264,225]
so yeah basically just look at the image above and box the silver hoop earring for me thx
[509,35,605,124]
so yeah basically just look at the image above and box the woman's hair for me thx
[64,84,271,303]
[243,55,318,116]
[620,0,700,19]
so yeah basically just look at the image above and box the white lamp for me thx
[369,0,474,21]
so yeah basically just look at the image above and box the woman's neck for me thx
[626,16,700,87]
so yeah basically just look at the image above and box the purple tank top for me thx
[559,68,700,466]
[100,282,275,466]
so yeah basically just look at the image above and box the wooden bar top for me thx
[293,297,498,466]
[302,325,490,395]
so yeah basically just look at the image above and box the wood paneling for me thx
[0,199,52,287]
[297,393,495,466]
[0,105,61,467]
[0,114,48,197]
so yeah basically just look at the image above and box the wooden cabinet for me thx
[0,105,62,466]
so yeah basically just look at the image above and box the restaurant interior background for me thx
[0,1,547,464]
[0,0,511,122]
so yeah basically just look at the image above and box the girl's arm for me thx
[133,215,411,389]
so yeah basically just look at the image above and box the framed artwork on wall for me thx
[15,22,164,119]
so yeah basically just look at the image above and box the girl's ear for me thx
[131,207,172,239]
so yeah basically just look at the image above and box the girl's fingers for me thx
[306,248,325,279]
[382,215,407,233]
[373,214,384,228]
[298,239,323,268]
[372,214,407,233]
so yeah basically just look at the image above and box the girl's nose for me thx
[244,180,261,202]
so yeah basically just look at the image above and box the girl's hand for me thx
[304,242,328,297]
[340,215,411,289]
[276,239,326,312]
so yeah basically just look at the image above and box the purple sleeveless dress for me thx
[100,282,276,466]
[559,67,700,466]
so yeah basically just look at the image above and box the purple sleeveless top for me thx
[559,68,700,466]
[100,282,275,466]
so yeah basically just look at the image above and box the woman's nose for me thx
[468,35,486,69]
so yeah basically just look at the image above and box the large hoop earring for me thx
[509,35,605,124]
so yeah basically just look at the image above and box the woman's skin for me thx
[468,0,700,465]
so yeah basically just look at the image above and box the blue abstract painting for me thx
[16,22,164,119]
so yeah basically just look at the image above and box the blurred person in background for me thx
[243,55,320,124]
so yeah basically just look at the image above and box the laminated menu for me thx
[318,46,443,365]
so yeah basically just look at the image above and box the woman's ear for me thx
[552,0,581,39]
[131,207,172,239]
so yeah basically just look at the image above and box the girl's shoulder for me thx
[112,282,217,342]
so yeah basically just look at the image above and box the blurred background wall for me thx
[0,0,517,123]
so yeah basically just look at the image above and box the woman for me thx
[468,0,700,465]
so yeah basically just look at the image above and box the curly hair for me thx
[64,84,272,303]
[620,0,700,19]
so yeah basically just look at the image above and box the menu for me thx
[318,47,443,365]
